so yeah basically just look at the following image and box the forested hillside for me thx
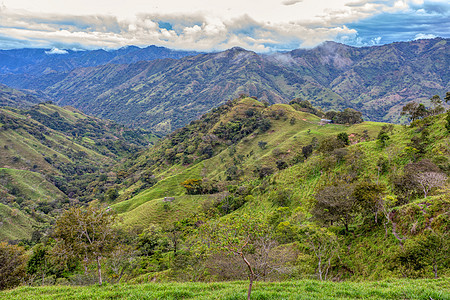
[0,102,157,241]
[2,95,448,296]
[0,38,448,135]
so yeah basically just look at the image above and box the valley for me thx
[0,39,449,299]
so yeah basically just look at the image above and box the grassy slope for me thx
[2,278,449,300]
[0,203,36,241]
[0,103,158,241]
[114,98,389,231]
[0,168,66,202]
[110,99,450,280]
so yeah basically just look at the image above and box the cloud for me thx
[414,33,437,39]
[343,0,449,46]
[0,1,448,51]
[281,0,303,6]
[45,47,68,54]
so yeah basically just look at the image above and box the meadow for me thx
[1,278,449,300]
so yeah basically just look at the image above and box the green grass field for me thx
[2,278,448,299]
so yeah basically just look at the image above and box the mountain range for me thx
[0,38,448,135]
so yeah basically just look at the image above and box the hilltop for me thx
[0,38,448,134]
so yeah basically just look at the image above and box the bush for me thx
[0,242,27,290]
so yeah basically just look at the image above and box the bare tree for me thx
[300,226,340,281]
[415,172,447,198]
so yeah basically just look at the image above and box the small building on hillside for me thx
[320,119,333,125]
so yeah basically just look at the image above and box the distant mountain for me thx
[0,45,199,75]
[0,38,448,134]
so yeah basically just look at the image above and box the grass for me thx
[1,278,449,299]
[119,194,214,230]
[0,168,66,202]
[0,203,36,241]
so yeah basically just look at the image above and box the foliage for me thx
[52,205,118,285]
[312,183,357,234]
[325,109,363,125]
[336,132,349,146]
[298,225,340,281]
[198,214,278,300]
[401,102,428,122]
[0,242,27,290]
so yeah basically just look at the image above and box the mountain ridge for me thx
[0,38,448,135]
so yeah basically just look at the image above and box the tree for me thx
[312,183,356,234]
[352,182,385,223]
[298,225,340,281]
[337,132,349,146]
[302,144,313,159]
[181,179,204,195]
[429,95,445,116]
[0,242,27,290]
[53,205,117,285]
[414,172,447,198]
[445,91,450,103]
[418,230,449,278]
[446,110,450,133]
[393,159,441,203]
[199,214,277,300]
[401,102,428,122]
[27,243,51,285]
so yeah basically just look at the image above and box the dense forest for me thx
[1,92,449,299]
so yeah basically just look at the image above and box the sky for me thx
[0,0,449,52]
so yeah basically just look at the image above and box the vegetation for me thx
[1,93,450,300]
[0,102,156,241]
[2,278,449,299]
[1,39,447,134]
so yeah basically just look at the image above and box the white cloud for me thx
[0,1,447,51]
[414,33,437,40]
[45,47,68,54]
[281,0,303,6]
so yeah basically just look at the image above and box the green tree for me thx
[27,243,51,285]
[446,110,450,133]
[377,128,390,148]
[0,242,27,290]
[198,214,277,300]
[298,225,340,281]
[312,183,356,234]
[53,205,117,285]
[181,179,204,195]
[337,132,349,146]
[352,182,385,223]
[401,102,428,122]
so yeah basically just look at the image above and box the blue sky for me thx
[0,0,448,51]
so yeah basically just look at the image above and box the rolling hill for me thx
[105,96,449,281]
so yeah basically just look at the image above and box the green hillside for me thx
[104,97,450,283]
[0,203,37,241]
[0,83,42,108]
[1,96,449,296]
[0,102,157,241]
[114,98,388,229]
